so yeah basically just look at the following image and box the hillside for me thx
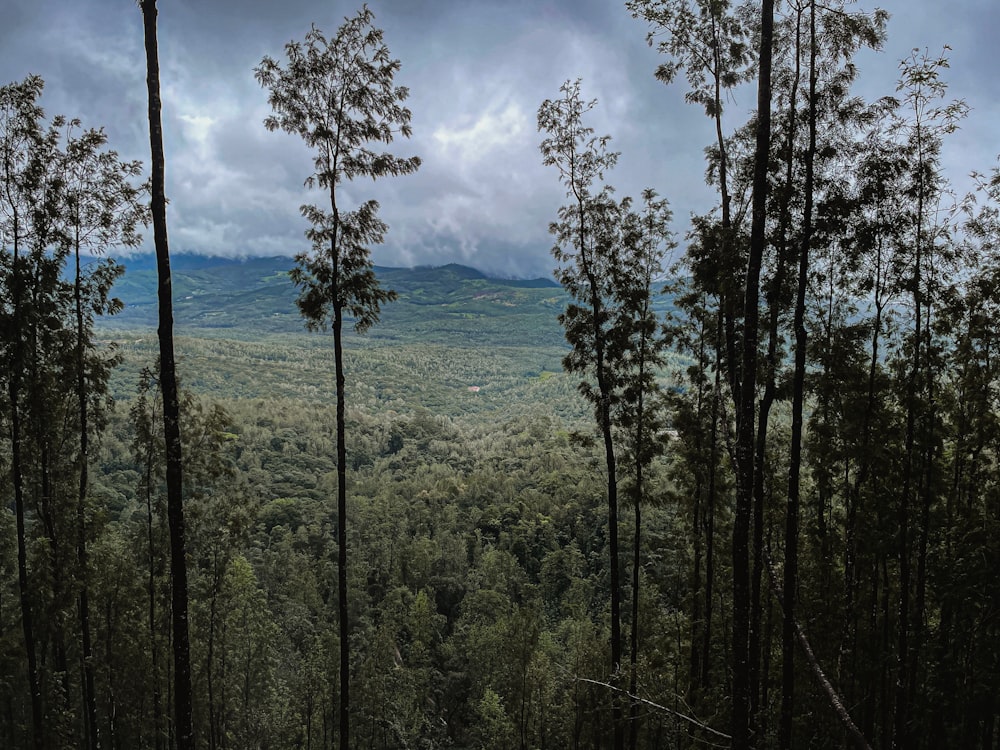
[106,254,570,348]
[98,255,606,420]
[100,254,678,420]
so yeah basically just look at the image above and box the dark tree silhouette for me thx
[733,1,775,747]
[138,2,195,748]
[61,121,144,750]
[539,79,639,750]
[255,7,419,747]
[0,73,47,750]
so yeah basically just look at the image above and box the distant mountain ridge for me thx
[120,253,558,285]
[104,254,568,347]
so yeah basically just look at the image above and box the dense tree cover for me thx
[1,74,144,749]
[538,80,676,750]
[2,2,1000,749]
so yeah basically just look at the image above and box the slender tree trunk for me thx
[861,557,879,740]
[702,316,722,691]
[74,240,101,750]
[628,483,641,750]
[749,44,799,727]
[749,157,799,742]
[781,4,816,746]
[220,614,228,750]
[8,217,44,750]
[140,3,194,747]
[334,295,351,750]
[711,12,740,404]
[29,273,73,718]
[910,298,936,719]
[689,314,707,701]
[103,592,120,750]
[733,2,774,747]
[208,557,219,750]
[768,559,872,750]
[325,172,351,748]
[12,345,44,750]
[601,379,622,750]
[628,351,647,750]
[895,119,927,750]
[570,185,622,750]
[144,422,165,750]
[759,589,774,744]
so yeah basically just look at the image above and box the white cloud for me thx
[177,113,217,152]
[432,100,528,165]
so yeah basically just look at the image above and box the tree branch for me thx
[575,677,731,745]
[764,554,873,750]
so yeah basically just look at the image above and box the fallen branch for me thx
[575,677,731,746]
[764,554,873,750]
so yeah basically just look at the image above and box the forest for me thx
[2,0,1000,749]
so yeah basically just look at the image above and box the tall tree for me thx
[538,80,625,750]
[890,48,967,749]
[733,1,775,747]
[0,73,47,750]
[627,0,752,395]
[780,2,816,746]
[538,79,638,750]
[255,7,419,747]
[615,189,673,750]
[60,121,144,750]
[138,1,195,748]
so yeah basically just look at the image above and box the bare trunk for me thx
[702,317,723,691]
[74,240,100,750]
[781,4,815,747]
[767,559,872,750]
[140,3,194,747]
[733,2,774,747]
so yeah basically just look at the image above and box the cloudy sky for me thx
[2,0,998,278]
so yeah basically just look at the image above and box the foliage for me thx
[255,6,419,335]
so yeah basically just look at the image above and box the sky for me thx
[2,0,998,278]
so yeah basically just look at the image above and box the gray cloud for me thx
[2,0,997,278]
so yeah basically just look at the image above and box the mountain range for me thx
[105,254,568,348]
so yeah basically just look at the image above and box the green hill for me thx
[99,254,679,421]
[99,255,587,419]
[106,254,568,348]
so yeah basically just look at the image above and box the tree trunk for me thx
[334,295,351,750]
[780,3,815,747]
[140,3,194,748]
[767,559,872,750]
[702,317,722,691]
[7,209,44,750]
[733,1,774,747]
[628,345,647,750]
[689,313,707,703]
[326,174,351,749]
[571,186,622,750]
[144,417,165,750]
[601,377,622,750]
[74,240,101,750]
